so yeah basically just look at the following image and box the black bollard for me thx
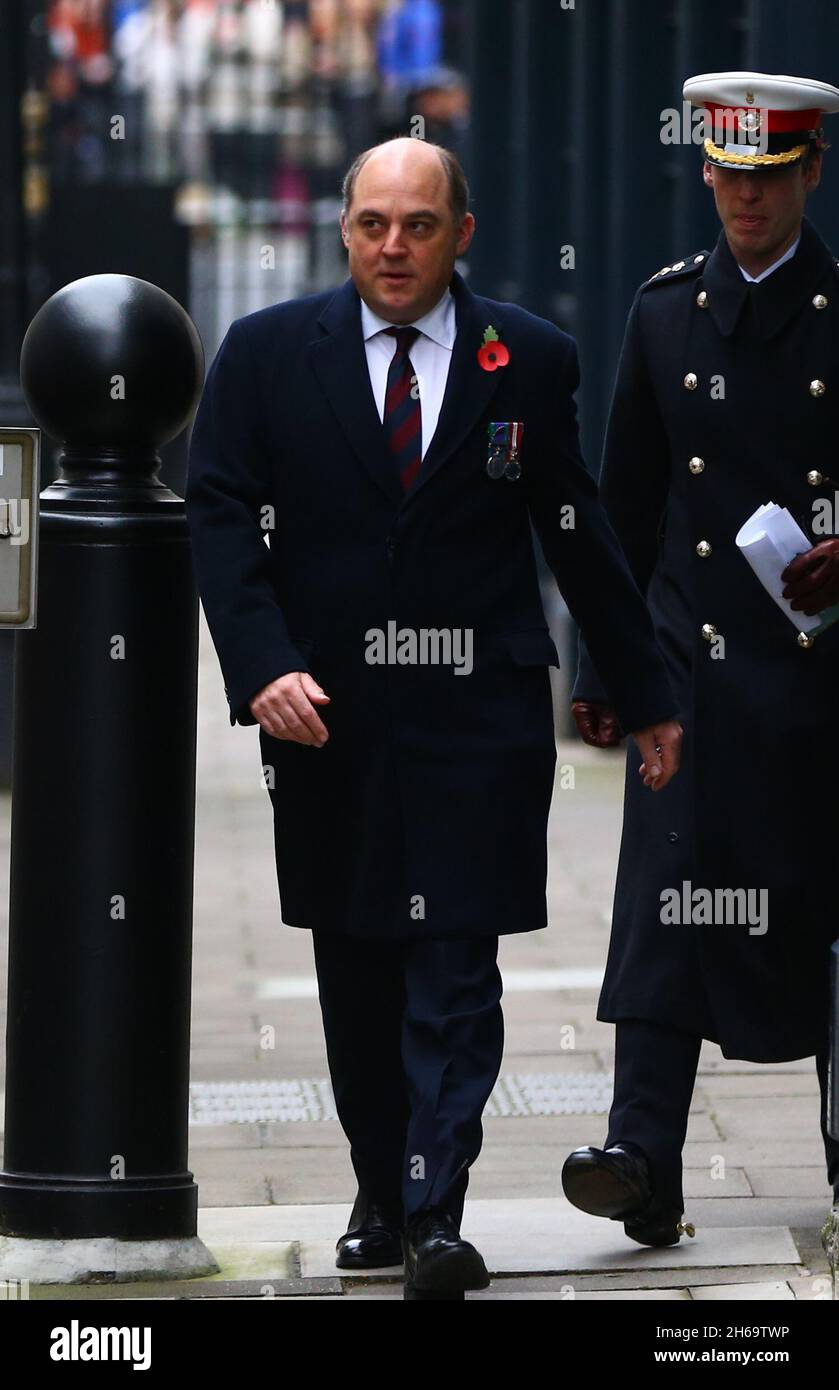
[831,941,839,1141]
[829,942,839,1297]
[0,274,217,1279]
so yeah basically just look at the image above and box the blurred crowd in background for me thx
[39,1,469,346]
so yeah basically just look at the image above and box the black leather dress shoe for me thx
[402,1209,490,1299]
[335,1192,404,1270]
[562,1143,695,1248]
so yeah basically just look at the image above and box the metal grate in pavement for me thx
[487,1073,612,1118]
[190,1080,337,1124]
[188,1073,612,1125]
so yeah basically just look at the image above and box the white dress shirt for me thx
[360,288,456,459]
[738,233,801,283]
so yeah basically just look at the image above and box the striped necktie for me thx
[383,325,422,492]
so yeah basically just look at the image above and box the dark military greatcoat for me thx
[574,216,839,1061]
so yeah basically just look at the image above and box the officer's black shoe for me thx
[335,1191,404,1269]
[402,1208,490,1299]
[562,1143,695,1248]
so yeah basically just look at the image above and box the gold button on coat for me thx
[684,373,698,390]
[696,291,708,308]
[696,541,712,557]
[689,456,705,474]
[810,379,827,396]
[797,632,814,649]
[808,470,824,485]
[701,624,717,641]
[813,295,828,309]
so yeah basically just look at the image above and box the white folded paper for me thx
[735,501,839,636]
[733,503,816,633]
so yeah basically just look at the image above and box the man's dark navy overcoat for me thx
[186,269,675,940]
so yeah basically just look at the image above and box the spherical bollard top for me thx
[20,274,204,453]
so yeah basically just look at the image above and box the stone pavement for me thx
[1,614,836,1300]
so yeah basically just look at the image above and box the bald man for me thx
[185,138,681,1299]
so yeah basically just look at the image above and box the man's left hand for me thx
[782,540,839,614]
[631,719,683,792]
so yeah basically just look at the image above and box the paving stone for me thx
[476,1113,716,1147]
[747,1167,836,1199]
[683,1141,827,1168]
[266,1174,356,1205]
[674,1197,833,1228]
[311,1286,692,1300]
[258,1124,351,1150]
[301,1223,799,1279]
[200,1198,801,1279]
[196,1243,296,1281]
[683,1167,752,1199]
[199,1202,355,1243]
[464,1162,751,1201]
[696,1073,821,1099]
[195,1179,272,1207]
[484,1266,802,1293]
[192,1149,294,1179]
[788,1274,835,1300]
[473,1288,693,1300]
[698,1056,817,1076]
[709,1097,824,1143]
[188,1124,265,1150]
[689,1280,794,1300]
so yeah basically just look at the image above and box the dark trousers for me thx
[312,932,504,1226]
[606,1018,839,1211]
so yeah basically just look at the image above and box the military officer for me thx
[562,72,839,1245]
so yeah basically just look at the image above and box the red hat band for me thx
[706,103,823,135]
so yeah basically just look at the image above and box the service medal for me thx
[486,421,524,481]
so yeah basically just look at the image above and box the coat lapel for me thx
[309,270,506,510]
[750,217,836,339]
[703,229,750,337]
[309,278,403,507]
[402,271,506,506]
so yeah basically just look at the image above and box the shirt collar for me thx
[360,286,456,349]
[738,233,802,283]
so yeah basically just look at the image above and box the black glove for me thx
[781,540,839,615]
[571,700,623,748]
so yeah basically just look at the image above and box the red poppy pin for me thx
[477,325,510,372]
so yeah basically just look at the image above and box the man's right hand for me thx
[249,671,331,746]
[572,699,622,748]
